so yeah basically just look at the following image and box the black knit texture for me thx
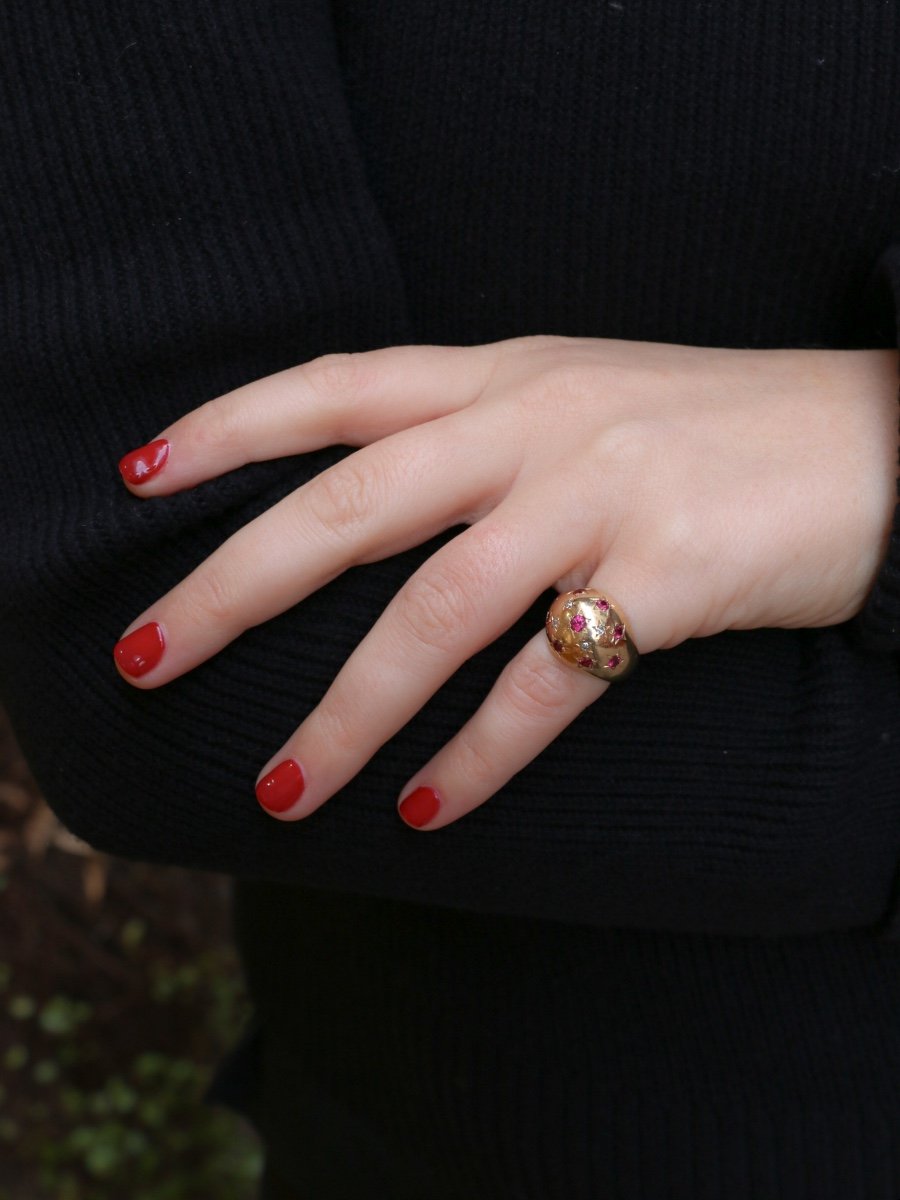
[2,3,900,1192]
[229,879,900,1200]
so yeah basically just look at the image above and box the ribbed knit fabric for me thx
[851,243,900,653]
[2,1,900,1193]
[227,880,900,1200]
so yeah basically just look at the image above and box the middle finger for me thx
[251,485,591,819]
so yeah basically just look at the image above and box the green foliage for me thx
[0,934,263,1200]
[8,993,36,1020]
[39,995,92,1036]
[4,1043,28,1070]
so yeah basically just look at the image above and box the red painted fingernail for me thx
[118,438,170,484]
[113,621,165,677]
[256,759,306,814]
[398,785,441,828]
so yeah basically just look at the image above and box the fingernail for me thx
[114,621,166,677]
[398,785,441,828]
[256,759,306,814]
[118,438,170,484]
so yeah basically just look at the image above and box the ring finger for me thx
[393,581,646,831]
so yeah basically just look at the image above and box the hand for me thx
[112,335,900,829]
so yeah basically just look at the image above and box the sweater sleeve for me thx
[3,1,900,943]
[843,243,900,938]
[845,245,900,656]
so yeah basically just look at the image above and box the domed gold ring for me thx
[545,588,640,682]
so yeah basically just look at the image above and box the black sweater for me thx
[2,2,900,1194]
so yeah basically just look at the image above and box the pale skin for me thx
[113,335,900,828]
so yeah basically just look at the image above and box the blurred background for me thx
[0,703,263,1200]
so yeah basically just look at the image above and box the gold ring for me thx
[545,588,640,682]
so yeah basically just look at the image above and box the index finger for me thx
[112,409,510,686]
[117,341,507,495]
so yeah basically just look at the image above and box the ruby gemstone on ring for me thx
[545,589,637,683]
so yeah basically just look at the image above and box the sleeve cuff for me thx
[845,244,900,655]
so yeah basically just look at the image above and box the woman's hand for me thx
[112,335,900,829]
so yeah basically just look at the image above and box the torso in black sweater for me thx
[2,3,900,1194]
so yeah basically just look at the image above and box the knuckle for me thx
[396,565,481,655]
[303,351,375,403]
[191,395,248,456]
[316,692,364,759]
[508,333,570,362]
[499,654,571,721]
[182,566,241,628]
[647,502,705,570]
[517,361,600,424]
[539,360,598,405]
[590,416,661,484]
[453,728,497,789]
[305,456,380,545]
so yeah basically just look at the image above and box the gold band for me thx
[545,588,640,682]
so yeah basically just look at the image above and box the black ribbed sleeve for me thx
[2,0,900,946]
[848,244,900,654]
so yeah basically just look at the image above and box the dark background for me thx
[0,704,262,1200]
